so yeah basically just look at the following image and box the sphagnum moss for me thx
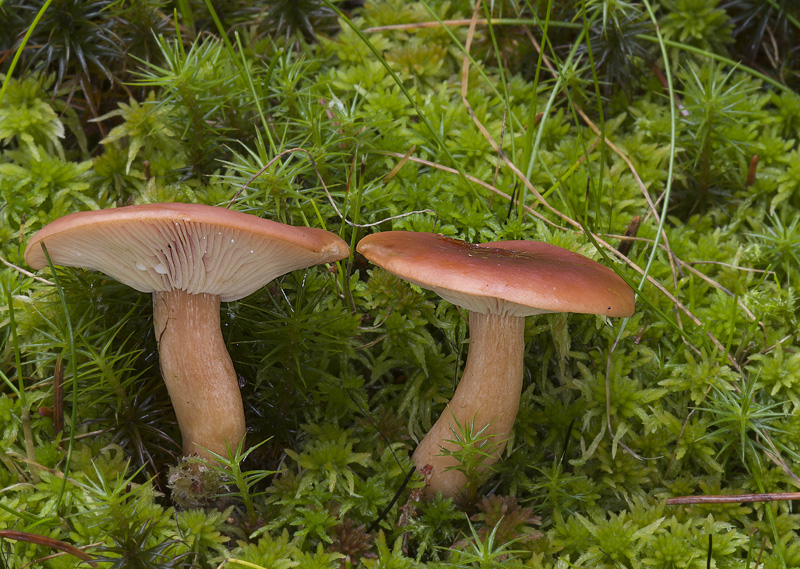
[2,0,800,567]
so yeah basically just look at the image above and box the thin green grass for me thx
[38,245,79,514]
[0,0,53,105]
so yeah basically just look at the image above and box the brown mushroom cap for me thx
[356,232,634,317]
[25,203,349,301]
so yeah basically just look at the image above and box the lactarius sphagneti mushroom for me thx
[26,202,349,460]
[357,231,634,499]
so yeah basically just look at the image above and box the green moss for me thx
[3,0,800,567]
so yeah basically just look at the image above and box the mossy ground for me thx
[2,0,800,567]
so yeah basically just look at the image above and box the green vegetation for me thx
[2,0,800,566]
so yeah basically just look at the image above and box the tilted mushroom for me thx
[357,232,635,499]
[26,203,349,460]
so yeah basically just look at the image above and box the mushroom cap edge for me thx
[357,231,634,317]
[25,202,350,302]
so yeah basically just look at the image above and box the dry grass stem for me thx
[362,18,534,33]
[1,254,55,285]
[229,147,438,228]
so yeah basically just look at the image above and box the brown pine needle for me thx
[0,530,98,567]
[746,154,759,187]
[667,493,800,505]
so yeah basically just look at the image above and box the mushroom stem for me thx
[153,290,246,460]
[412,311,525,499]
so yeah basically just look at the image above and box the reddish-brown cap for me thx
[26,203,349,301]
[357,232,634,317]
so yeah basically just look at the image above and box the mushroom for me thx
[25,203,349,460]
[356,231,634,499]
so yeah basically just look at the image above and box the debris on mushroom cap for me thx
[356,231,635,317]
[25,203,350,302]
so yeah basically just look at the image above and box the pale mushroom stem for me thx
[152,290,246,460]
[412,311,525,499]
